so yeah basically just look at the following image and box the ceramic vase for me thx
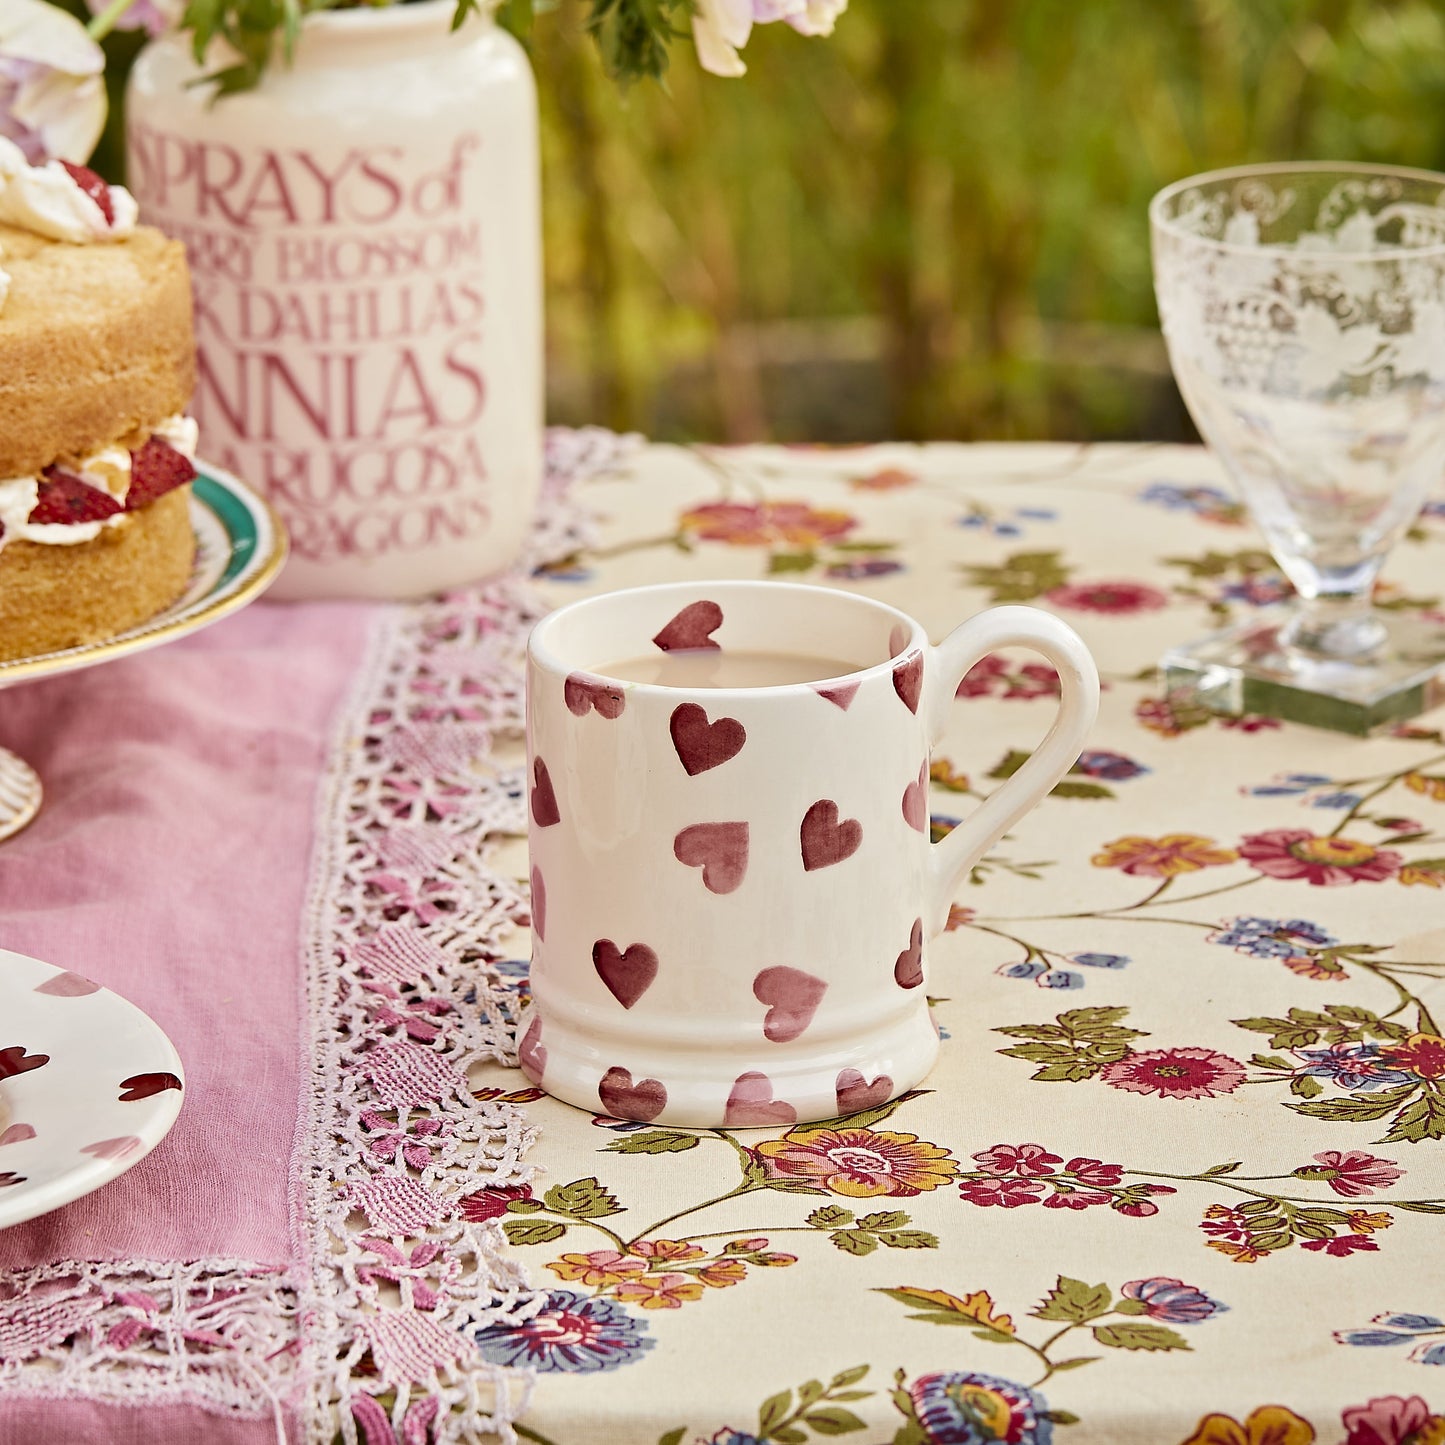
[125,0,542,600]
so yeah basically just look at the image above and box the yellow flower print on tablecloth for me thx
[678,500,857,548]
[1092,834,1238,878]
[755,1126,959,1198]
[545,1250,647,1288]
[613,1272,706,1310]
[1180,1404,1315,1445]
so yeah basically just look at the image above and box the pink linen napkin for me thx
[0,599,375,1438]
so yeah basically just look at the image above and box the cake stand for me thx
[0,463,287,840]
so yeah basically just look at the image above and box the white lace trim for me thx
[0,1258,297,1424]
[0,429,638,1442]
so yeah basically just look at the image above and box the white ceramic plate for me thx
[0,948,185,1229]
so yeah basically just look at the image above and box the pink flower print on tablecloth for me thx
[1100,1048,1247,1100]
[1237,830,1402,887]
[1293,1151,1406,1198]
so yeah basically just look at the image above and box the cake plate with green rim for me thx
[0,462,288,840]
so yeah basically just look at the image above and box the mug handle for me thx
[923,605,1100,934]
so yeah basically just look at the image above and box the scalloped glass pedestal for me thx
[1163,613,1445,736]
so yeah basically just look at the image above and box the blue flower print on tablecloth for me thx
[1120,1277,1228,1324]
[1208,917,1339,959]
[1335,1312,1445,1366]
[905,1369,1054,1444]
[1074,750,1151,781]
[1138,480,1243,525]
[472,1289,654,1372]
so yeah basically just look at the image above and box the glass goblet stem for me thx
[1281,588,1388,661]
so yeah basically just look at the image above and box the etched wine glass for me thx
[1151,162,1445,732]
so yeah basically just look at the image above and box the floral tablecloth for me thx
[5,434,1445,1445]
[477,439,1445,1445]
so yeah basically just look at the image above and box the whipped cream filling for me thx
[0,415,198,550]
[0,135,138,313]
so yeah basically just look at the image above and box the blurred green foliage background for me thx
[85,0,1445,444]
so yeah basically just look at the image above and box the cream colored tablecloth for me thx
[475,441,1445,1445]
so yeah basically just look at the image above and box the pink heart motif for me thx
[0,1123,35,1146]
[894,918,924,989]
[593,940,659,1010]
[902,762,928,833]
[724,1072,797,1127]
[598,1066,668,1122]
[80,1136,142,1161]
[34,971,100,997]
[835,1068,894,1114]
[530,866,546,942]
[669,704,746,776]
[564,673,626,720]
[892,652,923,714]
[530,758,560,828]
[674,822,749,895]
[0,1047,49,1080]
[800,800,862,871]
[518,1017,547,1083]
[753,966,828,1043]
[118,1072,182,1102]
[813,681,860,711]
[652,600,723,653]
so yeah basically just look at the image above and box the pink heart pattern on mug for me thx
[593,939,659,1010]
[530,866,546,942]
[674,822,749,894]
[519,1017,547,1083]
[835,1068,894,1114]
[894,917,924,989]
[724,1071,797,1127]
[753,966,828,1043]
[892,652,923,714]
[564,673,626,719]
[670,704,746,776]
[800,800,862,871]
[598,1066,668,1122]
[813,681,860,711]
[0,1123,35,1146]
[652,600,723,653]
[530,758,560,828]
[902,762,928,833]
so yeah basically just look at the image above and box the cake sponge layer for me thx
[0,488,195,661]
[0,223,195,478]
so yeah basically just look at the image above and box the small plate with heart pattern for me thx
[0,948,184,1230]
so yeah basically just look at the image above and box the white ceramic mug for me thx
[520,581,1099,1127]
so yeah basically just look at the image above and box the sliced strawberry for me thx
[125,437,197,511]
[58,161,115,227]
[32,469,123,525]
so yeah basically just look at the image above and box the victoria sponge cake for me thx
[0,137,200,663]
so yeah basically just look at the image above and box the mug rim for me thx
[1149,160,1445,263]
[527,579,928,696]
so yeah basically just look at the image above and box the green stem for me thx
[1134,875,1260,909]
[544,1216,627,1250]
[674,1226,824,1244]
[86,0,139,42]
[1125,1169,1445,1209]
[625,1183,763,1249]
[1322,750,1445,836]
